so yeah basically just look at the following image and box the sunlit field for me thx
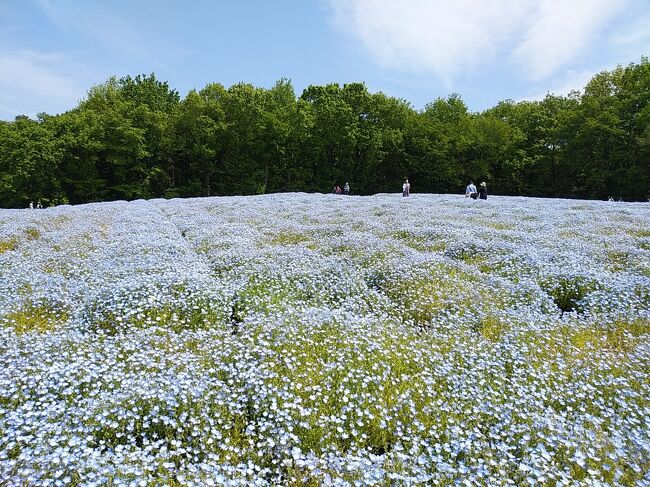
[1,193,649,486]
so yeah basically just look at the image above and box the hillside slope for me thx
[1,193,649,485]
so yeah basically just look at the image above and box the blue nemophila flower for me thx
[0,195,648,485]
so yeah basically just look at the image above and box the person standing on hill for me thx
[478,182,487,200]
[344,182,350,195]
[402,179,410,197]
[465,180,477,199]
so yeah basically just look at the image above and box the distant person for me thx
[478,182,487,200]
[402,179,410,197]
[344,182,350,195]
[36,200,42,209]
[29,201,34,210]
[335,185,342,195]
[465,180,477,199]
[608,196,614,202]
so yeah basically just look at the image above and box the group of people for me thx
[403,178,487,200]
[333,178,487,199]
[333,182,351,195]
[465,181,488,200]
[28,200,43,209]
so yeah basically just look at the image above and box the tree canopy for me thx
[2,61,649,208]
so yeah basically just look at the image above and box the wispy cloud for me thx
[519,68,599,102]
[326,0,634,83]
[0,1,192,119]
[32,0,189,66]
[512,0,627,80]
[609,10,650,59]
[326,0,524,86]
[0,50,91,118]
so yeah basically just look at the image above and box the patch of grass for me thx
[269,231,314,248]
[63,233,96,258]
[570,317,650,353]
[90,301,227,336]
[392,230,447,253]
[429,241,447,252]
[327,244,366,260]
[520,214,538,221]
[50,214,71,229]
[17,282,33,296]
[42,260,76,278]
[444,243,486,265]
[469,217,514,231]
[629,229,650,238]
[606,250,632,273]
[392,230,428,251]
[558,230,577,239]
[540,276,599,313]
[24,227,40,240]
[378,264,480,326]
[196,239,232,255]
[1,302,69,334]
[0,236,19,254]
[473,314,509,342]
[486,222,514,231]
[639,240,650,251]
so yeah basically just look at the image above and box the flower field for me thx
[1,193,649,486]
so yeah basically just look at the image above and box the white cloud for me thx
[0,50,91,118]
[327,0,525,85]
[519,68,598,102]
[326,0,632,82]
[512,0,627,80]
[33,0,153,61]
[32,0,192,68]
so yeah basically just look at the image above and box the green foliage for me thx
[0,236,18,253]
[540,276,599,313]
[570,317,650,353]
[473,314,509,342]
[1,302,69,334]
[89,300,226,336]
[1,58,649,206]
[268,231,313,247]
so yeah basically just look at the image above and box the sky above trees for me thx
[1,0,649,120]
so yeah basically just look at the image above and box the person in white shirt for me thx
[402,179,410,197]
[465,181,477,199]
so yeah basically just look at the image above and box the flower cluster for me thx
[1,193,649,485]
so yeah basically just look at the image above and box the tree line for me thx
[1,58,649,207]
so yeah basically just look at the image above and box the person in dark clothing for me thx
[478,181,488,200]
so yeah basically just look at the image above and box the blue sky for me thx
[1,0,649,120]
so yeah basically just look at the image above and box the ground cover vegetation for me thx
[0,193,648,485]
[1,58,650,208]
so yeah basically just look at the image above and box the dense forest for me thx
[1,58,649,207]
